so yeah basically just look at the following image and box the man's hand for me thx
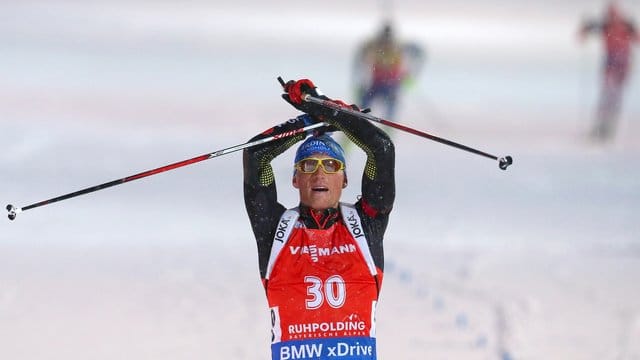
[281,77,363,123]
[283,79,317,104]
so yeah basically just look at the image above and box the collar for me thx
[298,204,341,230]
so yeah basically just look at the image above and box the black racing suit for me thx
[243,97,395,281]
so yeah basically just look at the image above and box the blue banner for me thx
[272,337,376,360]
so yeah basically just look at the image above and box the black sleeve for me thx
[243,116,318,278]
[340,116,394,271]
[330,113,395,216]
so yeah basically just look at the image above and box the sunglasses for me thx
[295,158,345,174]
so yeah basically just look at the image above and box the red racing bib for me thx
[264,204,382,360]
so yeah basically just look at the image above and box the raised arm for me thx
[243,115,322,277]
[327,107,395,215]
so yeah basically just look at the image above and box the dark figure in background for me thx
[579,2,639,141]
[353,21,425,121]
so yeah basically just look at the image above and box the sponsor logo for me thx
[289,321,366,335]
[330,342,373,357]
[274,128,304,140]
[274,217,292,243]
[277,341,374,359]
[279,343,322,359]
[289,244,357,262]
[346,212,364,239]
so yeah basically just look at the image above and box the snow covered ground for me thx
[1,1,639,359]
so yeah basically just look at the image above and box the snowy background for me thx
[1,1,640,359]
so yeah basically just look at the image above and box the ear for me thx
[342,178,348,189]
[292,174,300,189]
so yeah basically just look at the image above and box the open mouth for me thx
[312,186,329,192]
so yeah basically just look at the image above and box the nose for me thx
[310,168,328,178]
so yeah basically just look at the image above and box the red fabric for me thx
[361,198,379,218]
[285,79,316,104]
[265,224,379,343]
[310,208,338,229]
[261,127,275,136]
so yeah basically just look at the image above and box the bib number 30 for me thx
[305,275,346,309]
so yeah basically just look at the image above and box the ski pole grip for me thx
[277,76,287,88]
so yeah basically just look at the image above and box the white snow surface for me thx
[1,1,640,359]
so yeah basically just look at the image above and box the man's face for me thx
[293,154,346,211]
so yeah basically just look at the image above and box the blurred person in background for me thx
[243,79,395,360]
[352,21,425,121]
[579,1,639,141]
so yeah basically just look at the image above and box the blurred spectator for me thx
[579,2,639,141]
[352,21,425,121]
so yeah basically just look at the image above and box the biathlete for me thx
[243,79,395,360]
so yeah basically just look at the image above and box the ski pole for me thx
[302,94,513,170]
[6,122,327,221]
